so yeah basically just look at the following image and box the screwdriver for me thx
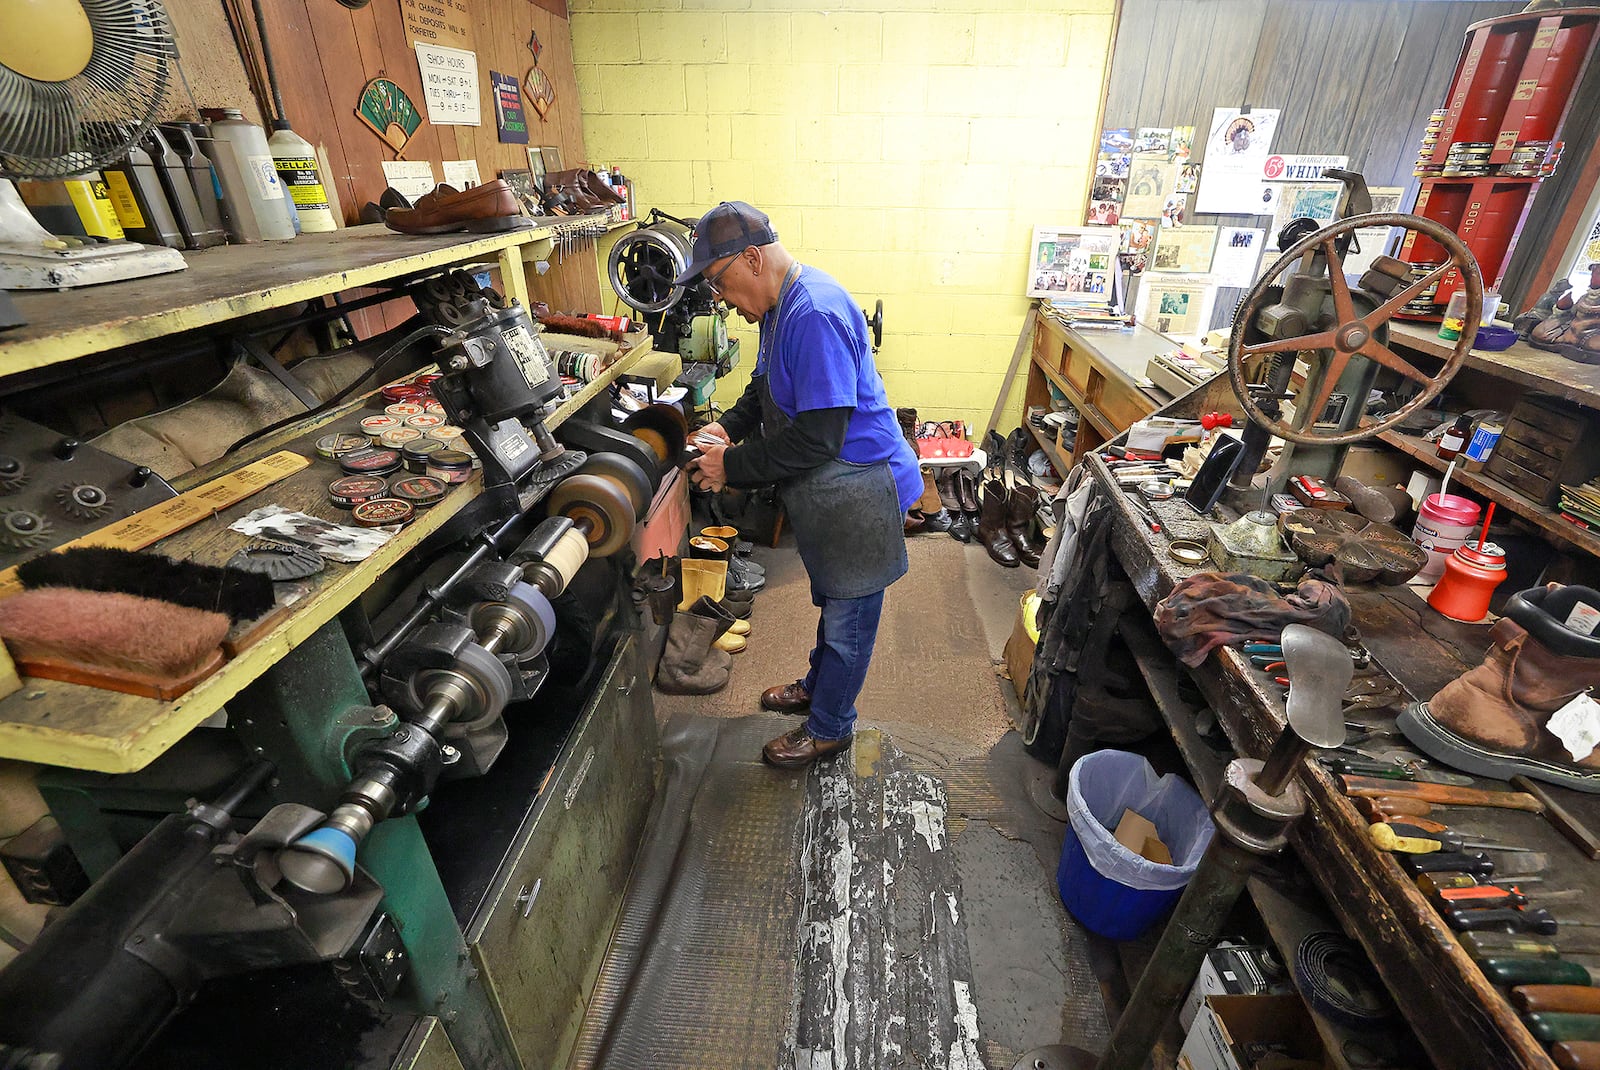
[1444,905,1558,934]
[1514,985,1600,1015]
[1553,1041,1600,1070]
[1458,932,1561,961]
[1429,884,1530,909]
[1479,958,1600,986]
[1524,1012,1600,1045]
[1369,822,1532,854]
[1417,871,1543,895]
[1399,850,1495,877]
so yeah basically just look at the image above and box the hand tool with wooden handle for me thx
[1512,775,1600,861]
[1515,985,1600,1014]
[1326,758,1474,785]
[1421,872,1543,896]
[1459,932,1560,962]
[1369,823,1442,853]
[1481,958,1600,986]
[1445,906,1558,934]
[1356,793,1434,818]
[1555,1041,1600,1070]
[1399,850,1495,877]
[1338,775,1546,812]
[1352,796,1446,829]
[1525,1012,1600,1045]
[1371,822,1531,854]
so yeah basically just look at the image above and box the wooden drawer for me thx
[1492,435,1560,481]
[1485,452,1556,504]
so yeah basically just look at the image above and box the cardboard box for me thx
[1004,592,1039,693]
[1178,994,1324,1070]
[1179,944,1291,1031]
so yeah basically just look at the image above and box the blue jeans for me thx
[802,587,886,742]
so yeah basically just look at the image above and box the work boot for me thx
[762,726,852,768]
[938,471,971,543]
[896,408,919,452]
[689,595,747,654]
[1398,583,1600,793]
[761,680,811,713]
[958,471,982,535]
[655,609,732,695]
[979,477,1020,567]
[1007,483,1042,569]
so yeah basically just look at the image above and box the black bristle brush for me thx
[17,547,275,623]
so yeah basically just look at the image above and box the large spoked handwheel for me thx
[1227,213,1482,447]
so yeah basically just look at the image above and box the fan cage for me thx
[608,224,693,315]
[0,0,177,179]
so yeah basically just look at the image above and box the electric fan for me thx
[0,0,186,288]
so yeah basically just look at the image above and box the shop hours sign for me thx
[401,0,475,51]
[415,43,481,126]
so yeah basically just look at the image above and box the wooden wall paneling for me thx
[1506,58,1600,308]
[1345,3,1439,190]
[1310,5,1402,165]
[1101,1,1157,125]
[300,2,391,214]
[251,0,355,204]
[164,0,261,125]
[1134,1,1184,122]
[368,0,447,167]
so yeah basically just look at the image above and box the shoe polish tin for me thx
[406,413,445,432]
[391,475,448,507]
[427,449,475,484]
[379,426,423,450]
[352,497,415,528]
[402,438,446,473]
[385,402,425,420]
[339,447,404,478]
[328,474,389,508]
[315,432,370,461]
[360,414,401,444]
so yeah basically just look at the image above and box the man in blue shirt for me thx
[681,201,921,768]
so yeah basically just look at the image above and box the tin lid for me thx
[339,447,403,475]
[381,383,428,403]
[379,427,423,448]
[403,438,446,463]
[406,413,445,430]
[385,402,425,418]
[352,497,414,527]
[428,449,474,470]
[390,475,448,506]
[315,431,370,460]
[1453,542,1506,568]
[328,474,389,506]
[423,399,445,415]
[360,414,400,433]
[429,425,464,443]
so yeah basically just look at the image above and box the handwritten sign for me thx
[401,0,474,51]
[415,43,481,127]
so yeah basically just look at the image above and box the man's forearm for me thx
[718,378,763,443]
[723,407,851,487]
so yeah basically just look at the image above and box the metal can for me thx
[406,413,445,431]
[385,402,425,420]
[379,427,423,450]
[315,431,370,461]
[381,382,429,404]
[351,497,415,528]
[338,447,403,477]
[426,449,475,484]
[402,438,446,473]
[328,474,389,508]
[390,475,448,507]
[359,414,401,444]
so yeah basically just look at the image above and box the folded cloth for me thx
[1154,571,1350,667]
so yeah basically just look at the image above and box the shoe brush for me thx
[17,547,274,623]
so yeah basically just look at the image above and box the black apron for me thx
[754,267,907,600]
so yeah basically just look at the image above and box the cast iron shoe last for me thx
[1398,583,1600,792]
[762,726,852,768]
[384,181,525,235]
[761,680,811,714]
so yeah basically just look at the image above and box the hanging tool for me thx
[1338,776,1546,813]
[1512,775,1600,862]
[1369,822,1531,854]
[1443,905,1558,934]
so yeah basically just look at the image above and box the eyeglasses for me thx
[702,249,747,295]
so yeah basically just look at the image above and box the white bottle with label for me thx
[268,121,336,232]
[207,109,295,241]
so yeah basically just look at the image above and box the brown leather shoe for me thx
[760,680,810,713]
[762,726,852,768]
[384,181,524,235]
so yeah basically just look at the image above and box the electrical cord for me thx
[223,324,457,455]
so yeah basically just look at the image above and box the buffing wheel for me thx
[548,473,636,558]
[578,451,652,520]
[622,404,688,465]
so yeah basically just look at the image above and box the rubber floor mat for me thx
[570,713,991,1070]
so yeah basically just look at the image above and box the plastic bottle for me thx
[611,166,631,221]
[102,144,184,248]
[267,122,336,232]
[207,109,295,241]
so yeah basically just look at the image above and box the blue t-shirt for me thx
[759,268,923,511]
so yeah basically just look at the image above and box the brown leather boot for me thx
[1399,583,1600,792]
[761,680,811,713]
[979,477,1020,567]
[762,726,852,768]
[1007,483,1041,568]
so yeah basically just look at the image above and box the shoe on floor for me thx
[727,618,751,636]
[762,726,852,768]
[761,680,810,713]
[714,631,747,653]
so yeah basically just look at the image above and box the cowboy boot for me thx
[896,408,920,453]
[958,471,983,536]
[1398,583,1600,792]
[1007,482,1042,568]
[978,477,1020,567]
[939,470,971,543]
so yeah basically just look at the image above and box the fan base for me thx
[0,242,185,290]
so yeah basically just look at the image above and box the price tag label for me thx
[1565,602,1600,635]
[1548,691,1600,761]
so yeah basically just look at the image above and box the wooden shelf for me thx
[0,221,588,377]
[1025,413,1072,478]
[1378,428,1600,559]
[0,345,649,774]
[1030,352,1118,439]
[1389,322,1600,411]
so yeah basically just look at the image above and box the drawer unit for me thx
[1484,395,1600,506]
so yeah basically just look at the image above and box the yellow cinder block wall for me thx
[571,0,1114,434]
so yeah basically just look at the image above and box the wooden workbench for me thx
[1087,387,1600,1068]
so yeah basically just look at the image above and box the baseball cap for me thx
[674,201,778,285]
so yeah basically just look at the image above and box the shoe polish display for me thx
[1398,583,1600,792]
[979,477,1020,567]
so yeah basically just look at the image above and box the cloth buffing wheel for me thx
[547,473,635,558]
[577,452,652,520]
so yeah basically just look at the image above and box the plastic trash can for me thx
[1056,749,1214,940]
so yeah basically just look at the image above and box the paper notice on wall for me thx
[1270,183,1342,249]
[1135,273,1217,341]
[401,0,475,51]
[1124,155,1176,219]
[1212,227,1266,288]
[1339,187,1407,277]
[1195,107,1281,215]
[415,43,481,126]
[1258,154,1349,216]
[1151,225,1218,273]
[442,160,481,188]
[382,159,438,201]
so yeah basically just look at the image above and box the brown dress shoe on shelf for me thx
[384,180,525,235]
[761,680,810,713]
[762,726,852,768]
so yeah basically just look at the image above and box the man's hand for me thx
[687,443,728,493]
[692,422,732,447]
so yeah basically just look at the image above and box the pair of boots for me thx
[656,595,753,695]
[978,479,1041,569]
[1399,583,1600,792]
[936,469,982,543]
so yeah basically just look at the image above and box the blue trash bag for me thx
[1057,749,1215,939]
